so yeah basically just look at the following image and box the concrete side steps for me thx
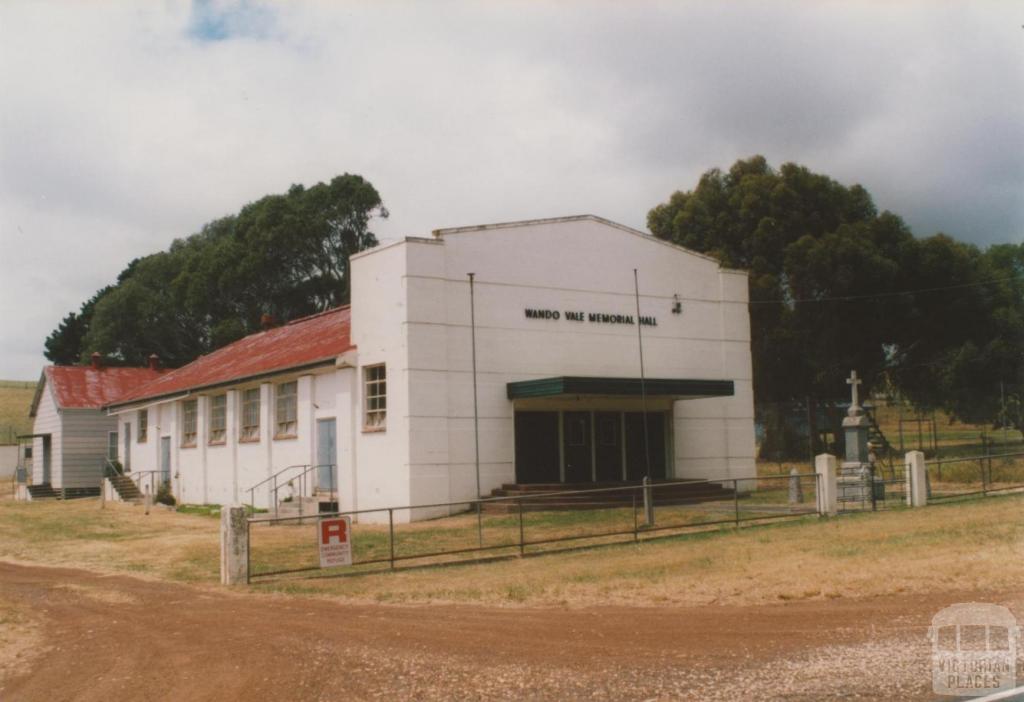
[109,475,144,502]
[274,496,338,518]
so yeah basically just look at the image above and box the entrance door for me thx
[594,412,623,481]
[625,412,667,481]
[316,418,337,492]
[123,424,131,472]
[160,437,171,484]
[514,412,560,483]
[563,411,592,483]
[42,436,51,484]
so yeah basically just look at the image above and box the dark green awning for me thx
[506,376,734,400]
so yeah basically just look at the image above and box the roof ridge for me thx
[284,304,350,326]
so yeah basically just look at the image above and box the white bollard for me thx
[220,505,249,585]
[815,453,838,516]
[905,450,928,507]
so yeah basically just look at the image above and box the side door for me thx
[123,424,131,472]
[316,418,337,492]
[160,436,171,484]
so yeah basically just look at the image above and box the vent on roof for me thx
[90,352,103,370]
[260,313,278,330]
[148,354,161,371]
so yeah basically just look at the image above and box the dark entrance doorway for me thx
[625,412,667,480]
[41,435,51,484]
[594,412,622,481]
[562,412,592,482]
[514,412,560,483]
[514,410,669,484]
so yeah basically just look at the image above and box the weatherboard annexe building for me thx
[27,357,166,499]
[105,215,755,522]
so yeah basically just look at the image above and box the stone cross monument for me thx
[839,370,873,502]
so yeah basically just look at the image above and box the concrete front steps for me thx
[272,494,339,519]
[26,483,58,500]
[482,480,736,513]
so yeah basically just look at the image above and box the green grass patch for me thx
[176,504,223,518]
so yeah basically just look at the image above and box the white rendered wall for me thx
[110,368,346,509]
[350,217,757,517]
[350,241,414,519]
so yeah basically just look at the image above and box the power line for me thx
[749,274,1021,305]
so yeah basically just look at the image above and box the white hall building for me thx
[106,215,755,520]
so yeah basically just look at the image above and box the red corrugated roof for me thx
[110,306,353,407]
[42,365,167,411]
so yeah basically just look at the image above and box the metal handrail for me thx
[101,459,164,500]
[123,470,165,498]
[247,463,337,518]
[101,458,123,478]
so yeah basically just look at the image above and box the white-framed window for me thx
[240,388,260,441]
[364,364,386,431]
[107,431,118,461]
[182,399,198,447]
[275,381,297,438]
[208,394,227,445]
[138,409,148,443]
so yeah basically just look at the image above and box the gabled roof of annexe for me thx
[30,365,167,417]
[107,306,353,410]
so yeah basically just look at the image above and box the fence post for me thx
[518,498,525,556]
[905,450,927,507]
[632,492,638,542]
[220,505,249,585]
[388,508,395,569]
[733,479,740,526]
[815,453,838,516]
[642,476,654,527]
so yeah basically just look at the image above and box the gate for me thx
[837,460,907,513]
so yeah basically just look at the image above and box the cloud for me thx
[0,0,1020,379]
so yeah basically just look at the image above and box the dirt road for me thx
[1,561,1019,700]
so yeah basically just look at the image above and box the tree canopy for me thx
[45,174,386,368]
[648,156,1024,435]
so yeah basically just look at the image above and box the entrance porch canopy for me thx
[506,376,734,400]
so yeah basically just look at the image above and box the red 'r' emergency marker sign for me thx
[318,516,353,568]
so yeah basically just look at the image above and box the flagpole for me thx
[634,269,652,482]
[469,273,482,547]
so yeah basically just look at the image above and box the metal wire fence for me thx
[926,450,1024,501]
[246,473,821,582]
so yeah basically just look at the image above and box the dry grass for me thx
[0,496,220,583]
[1,489,1021,609]
[255,493,1024,607]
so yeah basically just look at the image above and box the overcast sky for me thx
[1,1,1021,380]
